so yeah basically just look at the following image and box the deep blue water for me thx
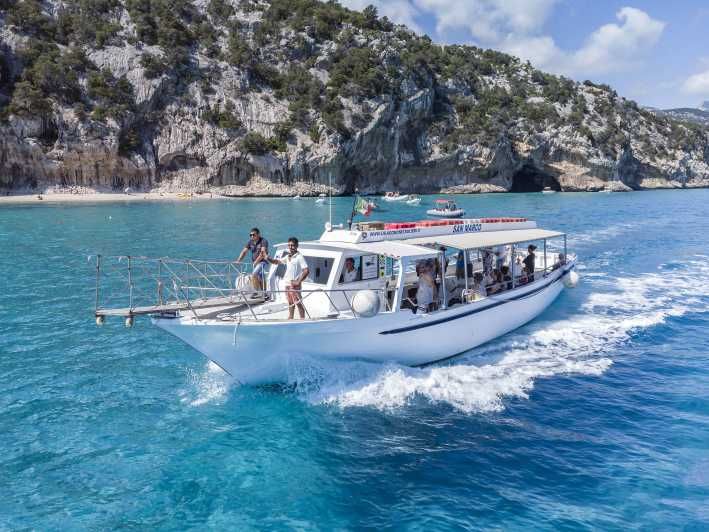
[1,190,708,530]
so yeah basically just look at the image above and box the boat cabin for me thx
[266,217,568,319]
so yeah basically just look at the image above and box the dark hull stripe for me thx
[379,266,573,335]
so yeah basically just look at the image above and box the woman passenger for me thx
[416,261,436,313]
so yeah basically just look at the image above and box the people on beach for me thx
[268,237,309,319]
[237,227,269,292]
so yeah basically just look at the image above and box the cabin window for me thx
[339,256,361,283]
[304,255,333,285]
[338,254,382,283]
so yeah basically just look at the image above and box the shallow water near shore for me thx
[1,190,708,529]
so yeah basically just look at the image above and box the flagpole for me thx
[348,188,358,229]
[328,172,332,230]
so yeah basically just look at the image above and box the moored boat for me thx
[383,192,410,202]
[94,216,578,384]
[426,199,465,218]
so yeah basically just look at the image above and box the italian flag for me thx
[354,196,372,216]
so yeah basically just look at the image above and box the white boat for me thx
[315,193,326,204]
[406,196,421,206]
[542,187,556,194]
[426,199,465,218]
[94,216,578,385]
[292,195,301,200]
[383,193,410,202]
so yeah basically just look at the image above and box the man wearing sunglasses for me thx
[236,227,269,293]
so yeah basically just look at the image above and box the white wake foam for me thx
[182,360,233,406]
[287,257,709,413]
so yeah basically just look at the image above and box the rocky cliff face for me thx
[1,0,707,195]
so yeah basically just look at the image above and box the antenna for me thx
[328,171,332,230]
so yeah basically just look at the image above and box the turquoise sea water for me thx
[1,190,708,529]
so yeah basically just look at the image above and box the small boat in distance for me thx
[406,196,421,206]
[383,192,410,202]
[427,199,465,218]
[542,187,556,194]
[292,195,301,200]
[315,193,326,204]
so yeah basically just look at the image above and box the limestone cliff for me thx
[0,0,707,195]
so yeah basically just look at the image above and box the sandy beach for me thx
[0,191,225,205]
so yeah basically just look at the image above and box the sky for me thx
[340,0,709,109]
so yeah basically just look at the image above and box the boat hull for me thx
[153,266,573,385]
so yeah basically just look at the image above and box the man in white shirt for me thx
[342,257,359,283]
[268,237,309,319]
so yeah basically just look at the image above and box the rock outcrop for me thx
[0,0,707,195]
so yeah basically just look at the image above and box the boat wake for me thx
[284,257,709,414]
[183,257,708,413]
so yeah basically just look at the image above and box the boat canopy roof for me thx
[353,240,439,259]
[405,228,564,249]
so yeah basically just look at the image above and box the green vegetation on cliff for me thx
[0,0,705,166]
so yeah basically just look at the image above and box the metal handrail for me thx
[177,286,391,321]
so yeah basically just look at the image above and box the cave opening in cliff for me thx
[510,164,561,192]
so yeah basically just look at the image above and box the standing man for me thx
[268,237,309,319]
[523,244,537,282]
[236,227,269,292]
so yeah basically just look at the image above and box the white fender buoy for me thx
[125,316,134,328]
[96,315,105,326]
[563,270,580,288]
[351,290,381,317]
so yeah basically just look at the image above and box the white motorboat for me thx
[541,187,556,194]
[315,193,327,204]
[292,195,301,200]
[406,196,421,206]
[383,192,410,202]
[427,199,465,218]
[94,216,578,385]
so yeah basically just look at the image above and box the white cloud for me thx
[494,6,665,77]
[413,0,558,42]
[338,2,665,78]
[338,0,424,34]
[569,7,665,75]
[682,70,709,95]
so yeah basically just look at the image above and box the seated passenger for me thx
[341,257,359,282]
[552,253,566,270]
[501,265,512,290]
[513,255,525,284]
[456,251,465,280]
[484,270,498,294]
[482,248,494,275]
[472,272,486,299]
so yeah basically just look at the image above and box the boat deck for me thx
[95,293,267,318]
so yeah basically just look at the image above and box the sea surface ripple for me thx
[1,190,708,529]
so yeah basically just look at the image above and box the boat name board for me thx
[452,223,482,233]
[360,222,485,241]
[319,220,536,244]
